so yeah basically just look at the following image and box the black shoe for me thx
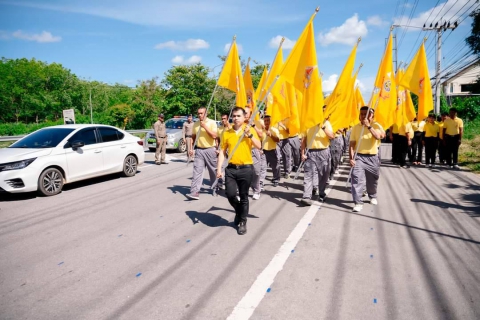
[238,221,247,235]
[234,215,240,226]
[273,181,279,187]
[312,187,318,197]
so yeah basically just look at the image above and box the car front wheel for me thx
[177,138,187,153]
[38,168,64,196]
[123,155,138,177]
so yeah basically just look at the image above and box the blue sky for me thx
[0,0,476,98]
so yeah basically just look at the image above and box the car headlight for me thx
[0,158,37,172]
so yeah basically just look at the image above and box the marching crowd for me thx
[152,105,464,235]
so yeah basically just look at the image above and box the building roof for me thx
[442,59,480,84]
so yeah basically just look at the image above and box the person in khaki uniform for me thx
[182,114,194,161]
[154,113,167,165]
[186,107,218,200]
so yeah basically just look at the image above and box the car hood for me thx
[0,148,53,163]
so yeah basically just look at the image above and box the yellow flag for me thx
[371,32,397,129]
[325,41,358,116]
[331,71,358,131]
[399,42,433,120]
[355,86,365,108]
[279,12,324,132]
[286,83,300,136]
[217,40,247,108]
[243,60,255,109]
[265,47,288,127]
[254,66,268,102]
[405,89,416,121]
[394,69,406,127]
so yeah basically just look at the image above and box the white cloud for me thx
[224,43,243,54]
[171,55,202,64]
[268,35,296,50]
[394,0,469,29]
[322,74,338,93]
[318,14,368,46]
[154,39,209,51]
[367,15,388,27]
[12,30,61,43]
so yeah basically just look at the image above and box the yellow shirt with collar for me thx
[193,118,217,148]
[222,124,259,165]
[443,117,463,135]
[304,121,333,149]
[424,122,440,138]
[350,121,384,154]
[263,126,280,151]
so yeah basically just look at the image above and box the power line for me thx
[398,0,421,48]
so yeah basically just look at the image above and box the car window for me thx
[68,128,98,147]
[99,127,121,142]
[10,128,75,149]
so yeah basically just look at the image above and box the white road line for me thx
[227,170,342,320]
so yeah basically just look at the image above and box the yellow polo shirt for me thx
[350,122,384,154]
[392,124,399,134]
[222,125,259,165]
[304,121,333,149]
[217,125,229,147]
[412,120,425,132]
[193,118,217,148]
[443,117,463,135]
[438,122,444,139]
[263,127,280,151]
[424,122,440,138]
[277,121,289,140]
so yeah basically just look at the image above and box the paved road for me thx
[1,149,479,320]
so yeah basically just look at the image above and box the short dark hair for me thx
[221,113,229,118]
[450,107,457,113]
[441,112,448,116]
[428,113,435,118]
[187,114,193,117]
[360,106,374,114]
[436,115,442,121]
[264,115,271,118]
[232,107,246,115]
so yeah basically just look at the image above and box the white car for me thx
[0,124,145,196]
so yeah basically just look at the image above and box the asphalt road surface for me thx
[1,149,479,320]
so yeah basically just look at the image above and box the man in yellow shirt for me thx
[411,115,426,165]
[217,107,261,235]
[437,113,448,164]
[277,120,292,179]
[349,107,386,212]
[216,113,231,190]
[300,119,334,206]
[186,107,218,200]
[262,115,281,187]
[423,114,440,167]
[442,107,464,169]
[245,106,265,200]
[390,122,412,168]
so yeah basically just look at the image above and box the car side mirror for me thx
[71,140,85,151]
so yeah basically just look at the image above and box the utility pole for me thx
[423,20,458,114]
[89,85,93,124]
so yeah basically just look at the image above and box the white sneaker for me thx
[453,165,460,169]
[236,195,240,202]
[432,164,436,168]
[353,204,363,212]
[252,193,260,200]
[370,198,378,205]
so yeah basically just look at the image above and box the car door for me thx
[64,128,104,182]
[98,127,126,173]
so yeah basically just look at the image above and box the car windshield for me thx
[165,119,185,129]
[9,128,76,149]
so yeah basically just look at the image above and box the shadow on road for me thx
[411,198,480,216]
[186,208,235,228]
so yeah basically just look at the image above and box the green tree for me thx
[465,8,480,94]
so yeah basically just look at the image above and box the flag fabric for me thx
[243,61,255,109]
[325,42,358,116]
[278,13,324,132]
[399,42,433,120]
[394,69,407,128]
[254,66,268,103]
[217,40,247,108]
[286,83,300,136]
[355,86,365,108]
[405,89,416,122]
[331,71,359,131]
[370,32,397,129]
[265,47,288,127]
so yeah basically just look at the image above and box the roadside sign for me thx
[63,109,75,124]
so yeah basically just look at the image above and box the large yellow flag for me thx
[394,69,407,127]
[265,47,288,127]
[355,86,365,108]
[371,32,397,129]
[399,42,433,120]
[331,70,358,131]
[405,89,416,121]
[325,41,358,116]
[286,83,300,136]
[254,66,268,102]
[243,60,255,109]
[279,12,324,132]
[217,39,247,108]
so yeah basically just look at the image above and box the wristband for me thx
[247,133,253,139]
[321,126,326,130]
[367,126,372,130]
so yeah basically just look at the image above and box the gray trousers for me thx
[259,152,267,186]
[351,154,380,204]
[190,147,217,194]
[330,136,344,178]
[303,149,331,199]
[287,136,301,168]
[278,139,292,175]
[251,149,261,193]
[264,148,281,182]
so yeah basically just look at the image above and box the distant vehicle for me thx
[0,125,145,196]
[145,117,197,153]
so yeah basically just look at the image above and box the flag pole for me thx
[187,35,235,166]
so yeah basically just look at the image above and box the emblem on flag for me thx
[303,66,316,89]
[419,78,424,93]
[236,76,240,92]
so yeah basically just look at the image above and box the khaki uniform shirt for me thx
[182,121,194,139]
[154,120,166,139]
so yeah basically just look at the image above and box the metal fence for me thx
[0,129,152,142]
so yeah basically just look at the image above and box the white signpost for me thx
[63,109,75,125]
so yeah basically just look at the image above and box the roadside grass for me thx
[459,119,480,173]
[0,141,13,148]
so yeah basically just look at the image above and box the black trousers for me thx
[391,133,400,163]
[225,165,254,223]
[412,132,423,162]
[445,135,460,165]
[397,135,408,166]
[438,138,446,163]
[424,137,437,165]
